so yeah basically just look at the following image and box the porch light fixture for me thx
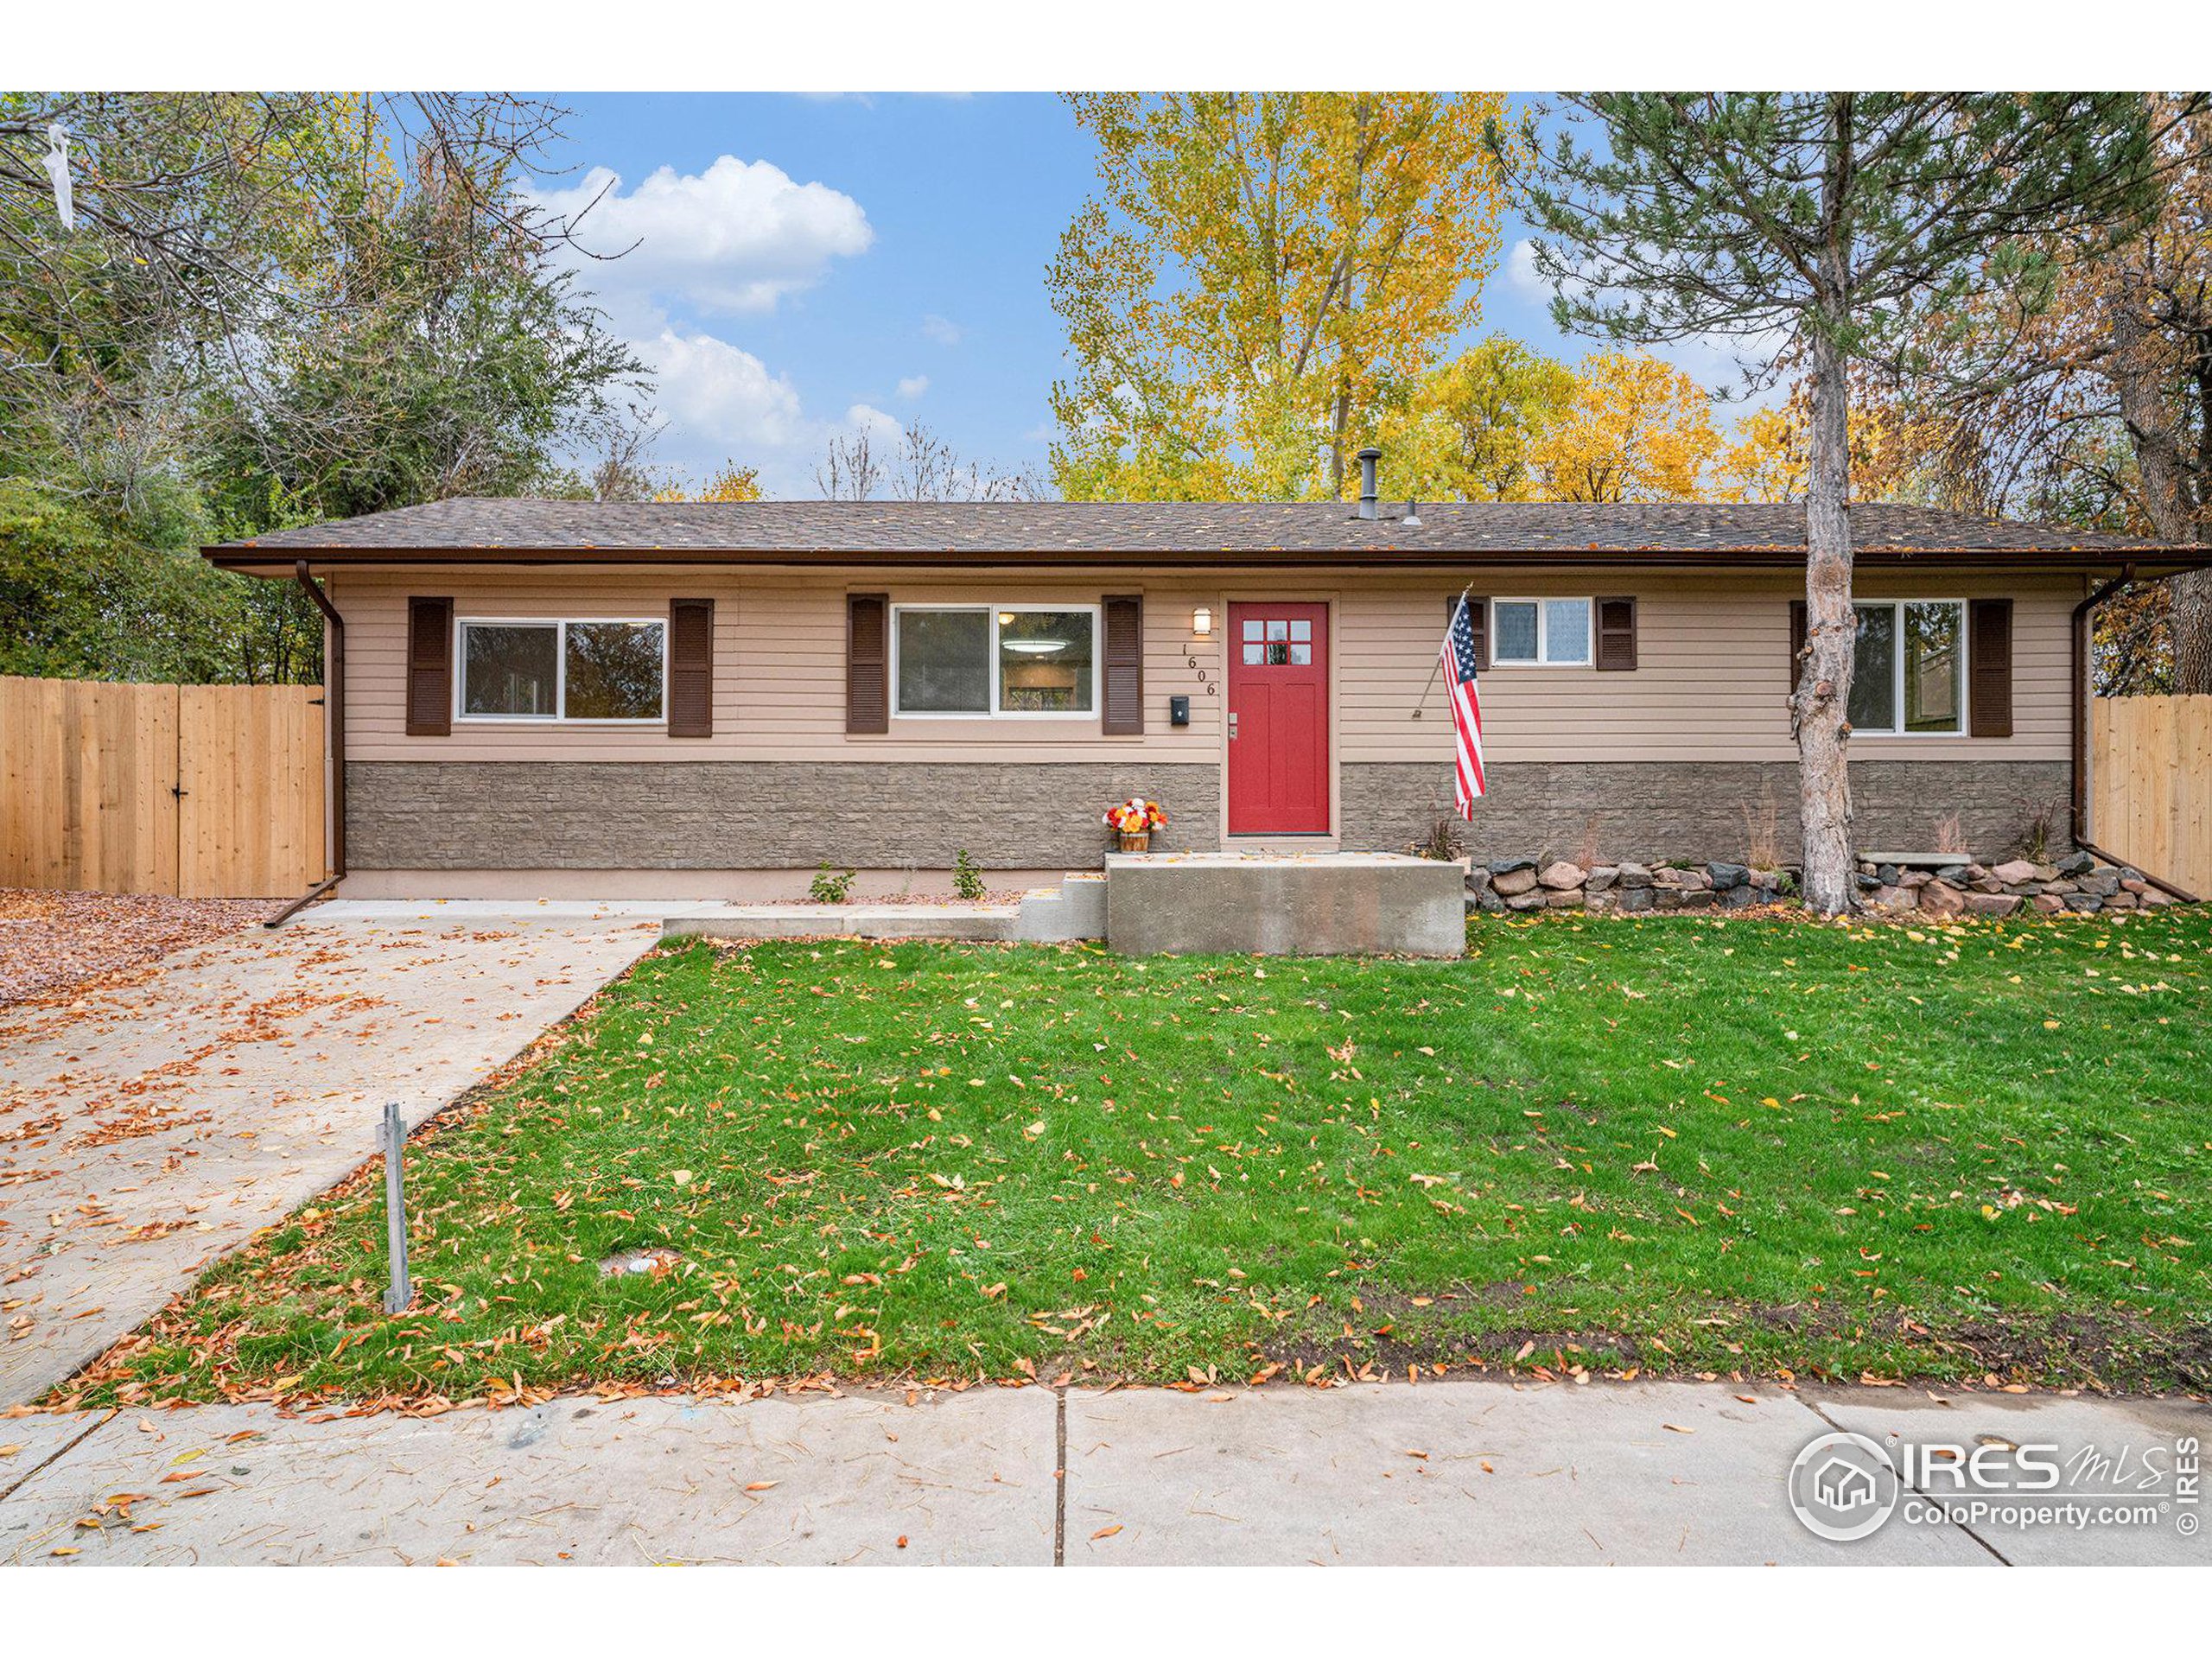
[1192,606,1213,638]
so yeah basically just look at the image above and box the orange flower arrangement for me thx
[1103,798,1167,833]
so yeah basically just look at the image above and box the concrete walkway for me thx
[1,1381,2202,1565]
[0,912,660,1407]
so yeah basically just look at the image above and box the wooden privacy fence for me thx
[2092,694,2212,898]
[0,676,327,899]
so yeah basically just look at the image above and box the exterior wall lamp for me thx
[1192,606,1213,638]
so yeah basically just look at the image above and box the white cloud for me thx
[895,374,931,399]
[844,403,905,442]
[534,156,873,331]
[642,330,809,449]
[920,313,963,346]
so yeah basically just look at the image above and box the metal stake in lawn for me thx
[380,1102,413,1314]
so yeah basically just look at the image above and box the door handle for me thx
[1227,712,1238,741]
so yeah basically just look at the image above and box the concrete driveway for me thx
[0,908,661,1407]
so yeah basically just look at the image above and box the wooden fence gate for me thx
[0,676,327,899]
[2091,694,2212,898]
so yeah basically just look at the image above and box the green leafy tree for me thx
[1503,94,2181,913]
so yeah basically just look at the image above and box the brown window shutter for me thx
[406,596,453,736]
[1968,597,2013,738]
[1451,594,1490,671]
[1595,595,1637,671]
[847,593,888,734]
[668,598,714,737]
[1103,594,1144,735]
[1789,600,1808,692]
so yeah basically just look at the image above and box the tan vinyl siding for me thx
[333,564,2075,766]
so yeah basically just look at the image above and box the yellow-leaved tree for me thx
[1526,350,1722,501]
[1376,336,1577,502]
[656,461,765,503]
[1048,92,1513,502]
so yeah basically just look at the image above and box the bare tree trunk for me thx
[2105,299,2212,691]
[1796,323,1858,916]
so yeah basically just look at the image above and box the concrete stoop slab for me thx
[1104,852,1466,957]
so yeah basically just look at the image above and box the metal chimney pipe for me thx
[1356,447,1381,519]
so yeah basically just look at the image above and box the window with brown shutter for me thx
[1449,594,1489,671]
[1968,597,2013,738]
[1103,594,1143,735]
[1789,600,1808,692]
[847,593,889,734]
[668,598,715,737]
[406,596,453,736]
[1596,595,1637,671]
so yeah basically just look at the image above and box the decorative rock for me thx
[2106,891,2138,910]
[1617,886,1655,913]
[1653,887,1685,910]
[1749,868,1782,891]
[1899,870,1931,890]
[1615,861,1652,889]
[1538,860,1586,891]
[1876,864,1903,887]
[1465,866,1493,893]
[1586,865,1619,893]
[1961,892,2022,918]
[1869,885,1911,908]
[2063,893,2103,912]
[2031,893,2066,913]
[1488,857,1536,874]
[1855,871,1881,891]
[2077,869,2120,898]
[1544,888,1584,909]
[1707,861,1750,891]
[1969,874,2005,894]
[1505,889,1548,912]
[1919,881,1966,917]
[2121,878,2150,895]
[2056,851,2096,876]
[1716,885,1758,909]
[1935,864,1971,885]
[1990,859,2038,885]
[1677,888,1717,910]
[1491,865,1540,897]
[2142,888,2175,907]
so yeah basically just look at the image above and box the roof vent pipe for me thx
[1403,499,1422,529]
[1356,446,1381,519]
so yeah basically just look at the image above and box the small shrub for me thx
[1411,815,1466,862]
[1933,811,1967,855]
[2012,797,2058,864]
[952,849,986,901]
[809,864,856,904]
[1574,815,1604,871]
[1739,779,1783,871]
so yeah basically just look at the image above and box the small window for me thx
[1491,598,1592,665]
[892,604,1100,717]
[1848,600,1964,735]
[1241,614,1313,666]
[458,618,665,722]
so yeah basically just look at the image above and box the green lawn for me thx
[63,911,2212,1407]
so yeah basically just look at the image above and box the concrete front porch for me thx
[1103,851,1465,957]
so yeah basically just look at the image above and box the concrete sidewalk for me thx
[0,914,660,1407]
[3,1381,2202,1565]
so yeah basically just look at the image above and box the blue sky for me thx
[533,93,1743,497]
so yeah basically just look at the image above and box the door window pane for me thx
[1543,598,1591,664]
[1493,601,1539,662]
[1849,604,1897,732]
[1903,601,1963,733]
[897,609,991,713]
[996,609,1094,713]
[565,621,664,720]
[461,624,557,717]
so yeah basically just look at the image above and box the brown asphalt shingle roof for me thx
[208,497,2195,563]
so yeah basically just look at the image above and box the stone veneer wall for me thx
[349,761,1223,871]
[1340,760,2074,865]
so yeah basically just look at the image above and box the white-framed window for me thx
[891,604,1099,717]
[1849,600,1965,735]
[1490,597,1592,665]
[456,617,667,723]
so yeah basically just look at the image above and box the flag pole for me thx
[1410,582,1476,719]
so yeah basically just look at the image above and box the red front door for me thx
[1227,601,1330,835]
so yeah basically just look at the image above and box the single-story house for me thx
[205,482,2205,899]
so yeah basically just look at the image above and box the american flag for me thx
[1442,594,1487,818]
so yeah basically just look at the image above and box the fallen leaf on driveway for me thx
[1091,1524,1122,1541]
[1662,1423,1695,1433]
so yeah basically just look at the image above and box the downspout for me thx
[2070,564,2201,904]
[266,561,346,927]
